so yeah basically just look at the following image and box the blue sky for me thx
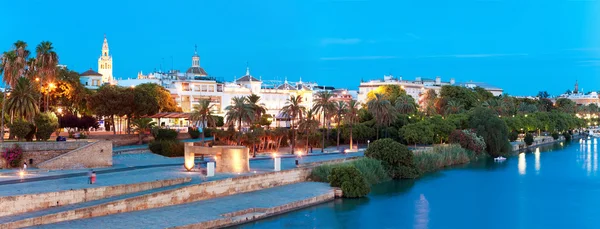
[1,0,599,95]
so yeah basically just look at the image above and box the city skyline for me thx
[1,0,599,96]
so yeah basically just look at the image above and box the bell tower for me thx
[98,34,113,84]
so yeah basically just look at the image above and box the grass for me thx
[309,158,390,185]
[412,144,482,174]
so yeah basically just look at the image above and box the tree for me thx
[88,85,124,134]
[469,107,510,156]
[537,91,550,99]
[555,98,576,114]
[346,100,360,150]
[298,107,319,152]
[333,101,348,149]
[420,89,438,116]
[474,86,494,102]
[133,84,160,117]
[428,115,456,144]
[364,138,419,179]
[367,85,406,104]
[444,100,464,115]
[313,91,334,152]
[439,85,479,111]
[131,118,156,144]
[225,96,254,145]
[0,51,18,87]
[281,95,305,153]
[190,99,216,144]
[247,94,266,124]
[367,93,393,139]
[35,41,59,111]
[400,121,434,146]
[6,77,40,122]
[34,111,58,141]
[395,94,417,115]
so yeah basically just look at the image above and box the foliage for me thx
[365,138,419,179]
[328,165,371,198]
[152,128,178,141]
[427,115,456,143]
[34,112,59,141]
[6,77,39,121]
[551,132,560,140]
[9,118,32,141]
[555,98,576,114]
[78,116,99,132]
[148,140,184,157]
[449,129,487,155]
[524,133,534,146]
[400,121,434,146]
[509,131,519,142]
[413,144,474,173]
[439,85,479,111]
[468,107,510,156]
[258,114,272,127]
[131,118,156,144]
[395,94,417,114]
[563,132,572,141]
[58,114,79,134]
[367,93,394,138]
[350,158,390,185]
[367,85,406,104]
[1,144,23,168]
[188,127,200,139]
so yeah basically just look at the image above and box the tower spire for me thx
[246,62,250,76]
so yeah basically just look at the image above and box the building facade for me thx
[98,35,113,84]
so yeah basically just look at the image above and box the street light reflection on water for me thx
[518,152,526,175]
[534,148,540,173]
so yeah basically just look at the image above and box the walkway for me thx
[31,182,333,229]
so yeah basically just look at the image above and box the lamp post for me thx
[1,88,11,143]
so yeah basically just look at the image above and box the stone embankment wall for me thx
[0,141,93,169]
[36,141,113,170]
[0,177,191,218]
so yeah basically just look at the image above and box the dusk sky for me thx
[1,0,599,95]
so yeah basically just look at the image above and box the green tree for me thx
[333,101,348,149]
[131,118,156,144]
[469,107,510,156]
[395,94,417,114]
[246,94,266,124]
[88,85,126,134]
[366,85,406,104]
[474,86,494,102]
[367,93,394,139]
[34,111,58,141]
[6,77,40,122]
[345,100,360,150]
[439,85,479,110]
[35,41,59,111]
[364,138,419,179]
[444,100,464,115]
[298,107,319,152]
[281,95,305,153]
[428,115,456,143]
[190,99,216,144]
[420,89,438,116]
[537,91,550,99]
[555,98,576,114]
[313,91,334,152]
[225,96,255,145]
[400,121,434,146]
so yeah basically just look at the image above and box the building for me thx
[358,74,503,105]
[554,81,600,106]
[80,35,115,89]
[79,68,103,89]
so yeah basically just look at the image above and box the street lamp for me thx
[1,88,11,143]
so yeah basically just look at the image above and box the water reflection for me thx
[534,148,540,173]
[414,194,429,229]
[579,138,598,176]
[518,153,526,175]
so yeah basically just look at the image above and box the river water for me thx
[236,138,600,229]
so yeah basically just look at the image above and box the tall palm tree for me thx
[225,96,254,145]
[395,94,417,114]
[281,95,305,154]
[345,100,359,150]
[367,93,393,139]
[246,94,266,125]
[36,41,59,111]
[444,100,464,115]
[6,77,39,122]
[333,101,348,149]
[131,118,156,144]
[298,107,320,152]
[13,41,30,82]
[190,99,216,144]
[0,51,18,87]
[313,91,334,152]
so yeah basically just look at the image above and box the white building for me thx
[79,69,103,89]
[80,35,115,89]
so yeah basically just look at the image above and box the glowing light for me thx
[535,148,540,172]
[272,153,278,158]
[518,153,526,175]
[524,114,528,117]
[19,171,25,178]
[48,83,55,89]
[35,77,40,82]
[57,108,63,114]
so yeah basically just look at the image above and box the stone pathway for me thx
[30,182,333,229]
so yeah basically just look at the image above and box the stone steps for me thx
[0,179,194,229]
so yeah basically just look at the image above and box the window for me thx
[201,85,208,92]
[86,82,88,86]
[209,85,215,92]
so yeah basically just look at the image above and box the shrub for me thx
[365,138,419,179]
[328,166,370,198]
[350,158,390,185]
[449,129,486,155]
[413,144,472,173]
[152,128,178,141]
[188,127,200,139]
[34,112,59,141]
[551,132,560,140]
[509,131,519,142]
[563,132,572,141]
[309,164,337,182]
[524,133,534,146]
[149,140,184,157]
[204,128,214,138]
[25,123,36,142]
[9,119,32,141]
[78,116,99,132]
[1,145,23,168]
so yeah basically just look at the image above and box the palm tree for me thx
[6,77,39,122]
[345,100,359,150]
[367,93,393,139]
[281,95,305,154]
[0,51,18,87]
[13,41,30,82]
[225,96,254,145]
[131,118,156,144]
[298,107,319,153]
[444,100,464,115]
[333,101,348,149]
[35,41,59,111]
[190,99,216,144]
[246,94,266,125]
[313,91,334,152]
[395,94,417,114]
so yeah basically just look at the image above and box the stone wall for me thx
[37,141,113,170]
[0,141,93,169]
[22,150,69,167]
[0,177,191,218]
[1,168,313,228]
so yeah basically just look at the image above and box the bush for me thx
[365,138,419,179]
[563,132,572,141]
[413,144,473,173]
[551,132,560,140]
[9,119,32,141]
[309,164,337,182]
[509,131,519,142]
[204,128,215,138]
[468,107,511,156]
[34,112,59,141]
[449,129,486,155]
[188,127,200,139]
[309,158,389,185]
[1,145,23,168]
[152,128,178,141]
[328,166,370,198]
[25,123,36,142]
[524,133,534,146]
[149,140,184,157]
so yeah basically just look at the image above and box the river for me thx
[235,138,600,229]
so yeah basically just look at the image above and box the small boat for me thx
[494,156,506,162]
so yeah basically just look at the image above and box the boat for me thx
[494,156,506,162]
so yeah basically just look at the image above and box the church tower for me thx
[574,80,579,94]
[98,35,113,84]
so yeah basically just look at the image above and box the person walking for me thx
[91,171,97,184]
[23,162,27,170]
[87,170,93,184]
